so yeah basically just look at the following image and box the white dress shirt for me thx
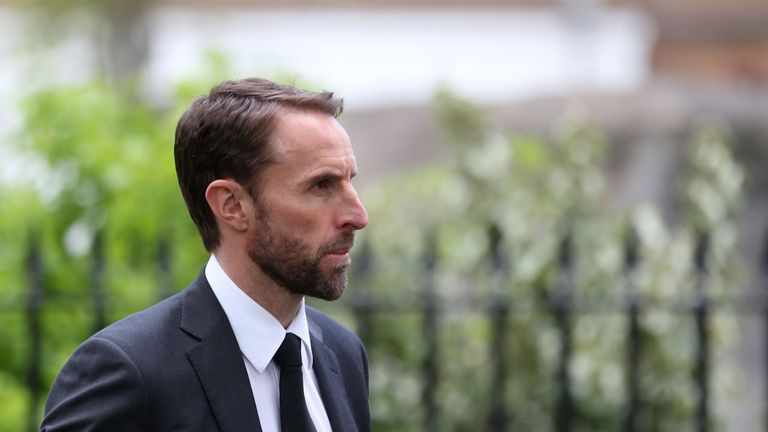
[205,255,333,432]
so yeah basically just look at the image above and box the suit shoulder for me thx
[92,291,183,347]
[40,294,187,431]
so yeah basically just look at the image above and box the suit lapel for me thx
[181,274,262,432]
[310,320,358,432]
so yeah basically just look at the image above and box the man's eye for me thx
[313,179,331,190]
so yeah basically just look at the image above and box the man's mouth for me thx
[321,232,355,258]
[326,246,351,256]
[321,235,355,267]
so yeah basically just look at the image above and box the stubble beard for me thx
[247,208,354,301]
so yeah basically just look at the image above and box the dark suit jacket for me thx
[41,272,371,432]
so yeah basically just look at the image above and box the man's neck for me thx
[212,249,302,328]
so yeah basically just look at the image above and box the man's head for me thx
[175,78,344,251]
[175,78,368,300]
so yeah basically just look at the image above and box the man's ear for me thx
[205,179,252,233]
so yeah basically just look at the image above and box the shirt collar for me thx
[205,254,314,372]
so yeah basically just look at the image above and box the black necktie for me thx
[273,333,316,432]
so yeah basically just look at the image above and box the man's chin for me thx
[312,273,347,301]
[316,289,344,302]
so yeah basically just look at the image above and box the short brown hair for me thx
[174,77,344,251]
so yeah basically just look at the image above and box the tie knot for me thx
[274,333,303,368]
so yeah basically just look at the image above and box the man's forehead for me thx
[269,145,358,175]
[269,110,354,161]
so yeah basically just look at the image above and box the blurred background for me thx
[1,0,767,431]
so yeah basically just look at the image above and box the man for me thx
[41,77,371,431]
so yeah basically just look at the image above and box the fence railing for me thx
[348,225,768,432]
[15,225,768,432]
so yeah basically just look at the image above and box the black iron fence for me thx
[15,226,768,432]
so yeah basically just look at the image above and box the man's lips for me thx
[320,232,355,260]
[325,246,351,256]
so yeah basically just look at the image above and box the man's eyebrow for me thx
[303,170,341,184]
[306,167,358,180]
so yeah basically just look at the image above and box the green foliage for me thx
[0,74,745,431]
[359,91,744,430]
[0,80,206,429]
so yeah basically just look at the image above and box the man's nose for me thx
[338,186,368,231]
